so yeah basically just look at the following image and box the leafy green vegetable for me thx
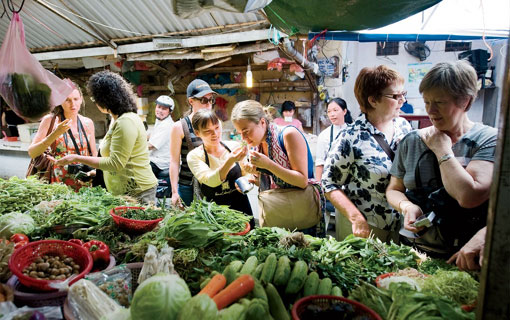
[0,176,71,215]
[421,270,479,305]
[131,273,191,320]
[9,73,52,121]
[177,294,218,320]
[0,212,35,238]
[123,208,165,220]
[350,282,475,320]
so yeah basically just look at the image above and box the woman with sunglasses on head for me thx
[169,79,216,207]
[232,100,324,237]
[28,83,97,191]
[322,65,412,243]
[387,61,496,258]
[187,109,255,228]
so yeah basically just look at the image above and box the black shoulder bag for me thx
[403,149,488,255]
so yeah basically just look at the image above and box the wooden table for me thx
[400,114,433,128]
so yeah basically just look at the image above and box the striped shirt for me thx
[179,116,202,185]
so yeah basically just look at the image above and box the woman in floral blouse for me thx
[322,65,412,243]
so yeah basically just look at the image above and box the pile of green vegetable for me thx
[0,176,71,215]
[350,281,475,320]
[122,208,165,220]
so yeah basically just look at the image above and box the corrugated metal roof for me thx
[0,0,268,52]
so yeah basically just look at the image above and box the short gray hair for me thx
[419,60,478,111]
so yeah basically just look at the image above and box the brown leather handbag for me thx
[26,115,57,181]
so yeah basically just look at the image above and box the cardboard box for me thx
[17,123,40,143]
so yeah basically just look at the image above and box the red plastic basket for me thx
[292,295,382,320]
[230,222,251,236]
[110,206,163,234]
[8,240,93,292]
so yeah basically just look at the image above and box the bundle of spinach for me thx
[156,213,225,248]
[187,199,252,233]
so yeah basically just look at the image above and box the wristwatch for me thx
[438,153,454,165]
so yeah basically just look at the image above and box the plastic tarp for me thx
[264,0,441,34]
[308,0,510,41]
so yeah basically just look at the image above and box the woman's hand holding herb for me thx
[249,150,272,170]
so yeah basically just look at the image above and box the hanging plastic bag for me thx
[0,13,73,121]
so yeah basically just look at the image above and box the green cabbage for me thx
[0,212,35,238]
[130,273,191,320]
[177,294,218,320]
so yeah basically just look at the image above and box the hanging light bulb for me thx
[246,60,253,88]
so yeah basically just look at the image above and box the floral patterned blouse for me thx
[51,116,94,191]
[321,114,412,230]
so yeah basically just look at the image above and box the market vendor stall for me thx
[0,176,480,319]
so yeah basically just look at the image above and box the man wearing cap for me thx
[169,79,216,207]
[148,96,175,194]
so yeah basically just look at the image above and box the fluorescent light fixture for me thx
[246,63,253,88]
[153,38,183,49]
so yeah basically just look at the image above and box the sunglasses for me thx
[382,91,407,102]
[194,96,216,105]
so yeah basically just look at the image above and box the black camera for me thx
[67,164,94,181]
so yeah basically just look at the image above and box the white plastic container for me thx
[17,123,40,143]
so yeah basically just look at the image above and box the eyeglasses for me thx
[382,91,407,102]
[194,97,216,105]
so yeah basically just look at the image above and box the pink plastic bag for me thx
[0,13,73,121]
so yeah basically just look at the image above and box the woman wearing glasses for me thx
[386,61,496,258]
[322,65,411,243]
[169,79,217,207]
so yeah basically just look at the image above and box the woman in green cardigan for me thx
[55,71,157,204]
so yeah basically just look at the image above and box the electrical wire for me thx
[479,0,493,61]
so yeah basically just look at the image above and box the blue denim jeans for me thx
[178,184,193,207]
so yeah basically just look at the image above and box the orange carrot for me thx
[198,273,227,298]
[212,274,255,310]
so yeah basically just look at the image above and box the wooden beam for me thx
[201,45,237,53]
[145,81,310,91]
[477,42,510,320]
[195,57,232,72]
[202,42,276,61]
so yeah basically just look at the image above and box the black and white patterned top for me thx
[322,114,412,230]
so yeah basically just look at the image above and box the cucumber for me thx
[218,303,245,320]
[254,262,265,279]
[284,261,308,295]
[199,277,211,290]
[273,256,291,287]
[240,256,259,275]
[245,298,269,320]
[223,265,238,285]
[265,283,290,320]
[260,253,277,284]
[303,272,320,296]
[331,286,343,297]
[229,260,244,272]
[317,278,333,295]
[251,280,268,302]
